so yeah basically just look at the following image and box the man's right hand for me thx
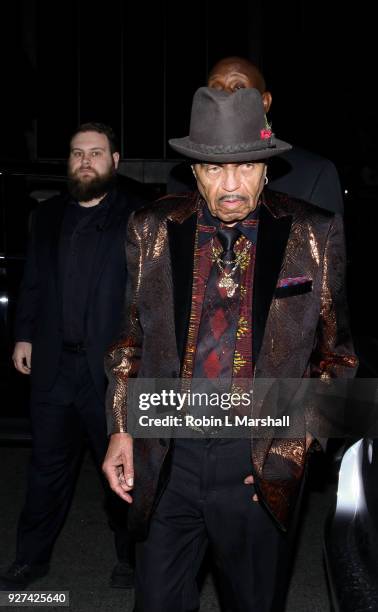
[102,432,134,503]
[12,342,32,374]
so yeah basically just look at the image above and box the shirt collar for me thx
[198,199,260,247]
[68,187,113,213]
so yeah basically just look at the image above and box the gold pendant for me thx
[218,275,238,297]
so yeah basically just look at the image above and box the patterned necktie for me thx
[193,226,241,379]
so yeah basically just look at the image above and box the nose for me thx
[80,152,92,167]
[221,167,240,191]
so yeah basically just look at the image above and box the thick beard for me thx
[68,166,116,202]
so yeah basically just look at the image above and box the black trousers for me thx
[135,438,291,612]
[16,349,131,566]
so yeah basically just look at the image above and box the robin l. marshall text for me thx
[138,415,290,428]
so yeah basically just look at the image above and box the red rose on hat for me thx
[260,129,272,139]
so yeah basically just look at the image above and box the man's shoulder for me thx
[280,146,337,172]
[131,191,198,226]
[270,146,343,213]
[113,184,151,214]
[265,189,335,225]
[115,174,157,205]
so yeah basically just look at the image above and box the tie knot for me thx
[217,227,241,260]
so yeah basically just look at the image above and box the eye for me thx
[91,151,102,157]
[241,163,254,170]
[208,79,222,90]
[231,82,246,91]
[71,151,82,158]
[206,165,221,174]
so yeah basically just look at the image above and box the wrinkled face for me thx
[68,131,119,202]
[193,162,266,225]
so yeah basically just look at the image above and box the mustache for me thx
[218,194,248,203]
[75,167,98,176]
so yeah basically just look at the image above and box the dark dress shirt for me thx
[181,201,259,382]
[59,192,111,344]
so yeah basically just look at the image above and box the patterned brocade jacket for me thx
[105,189,358,539]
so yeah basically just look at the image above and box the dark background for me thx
[0,0,377,433]
[0,0,375,167]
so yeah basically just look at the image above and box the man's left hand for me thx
[245,433,314,502]
[244,474,259,502]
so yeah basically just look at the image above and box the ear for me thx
[262,91,272,113]
[113,152,120,169]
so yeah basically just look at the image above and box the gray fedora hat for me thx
[169,86,292,162]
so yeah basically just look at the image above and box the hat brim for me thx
[169,136,292,162]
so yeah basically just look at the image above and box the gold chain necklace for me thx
[210,239,251,297]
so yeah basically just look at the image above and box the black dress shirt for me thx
[59,192,112,344]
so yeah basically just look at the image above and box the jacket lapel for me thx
[88,193,126,295]
[49,197,67,300]
[253,199,292,367]
[167,213,197,364]
[165,191,293,369]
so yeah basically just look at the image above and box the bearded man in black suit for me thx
[0,123,143,590]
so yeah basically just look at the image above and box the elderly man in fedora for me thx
[102,87,357,611]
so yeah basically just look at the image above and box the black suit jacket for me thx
[268,147,344,214]
[15,186,143,398]
[167,146,344,214]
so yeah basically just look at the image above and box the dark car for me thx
[324,436,378,611]
[0,162,68,440]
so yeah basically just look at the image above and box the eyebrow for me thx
[71,146,106,151]
[209,71,247,80]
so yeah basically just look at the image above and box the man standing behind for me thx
[208,56,344,213]
[0,123,140,590]
[170,56,344,215]
[103,89,357,611]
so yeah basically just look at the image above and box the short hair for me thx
[70,122,119,154]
